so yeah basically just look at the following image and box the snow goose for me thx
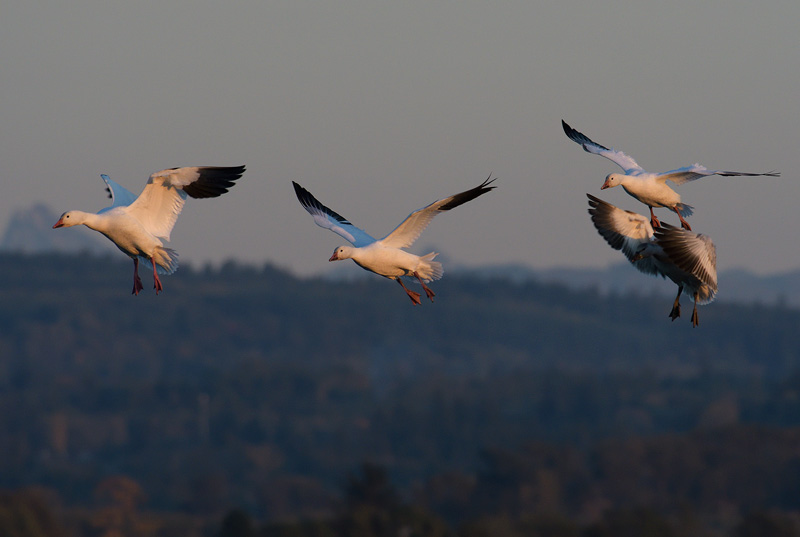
[53,166,245,295]
[293,177,496,305]
[565,120,779,231]
[587,193,717,327]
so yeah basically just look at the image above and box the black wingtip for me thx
[562,119,583,143]
[100,174,113,199]
[438,175,497,212]
[585,195,628,253]
[562,120,610,151]
[562,119,575,138]
[292,181,314,208]
[586,192,611,210]
[291,181,307,201]
[478,173,498,190]
[292,181,353,225]
[182,166,246,199]
[586,192,604,216]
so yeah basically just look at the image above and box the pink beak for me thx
[52,218,64,229]
[600,179,610,190]
[329,251,339,262]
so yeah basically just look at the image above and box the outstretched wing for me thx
[380,176,496,249]
[563,120,644,175]
[98,174,138,214]
[659,164,780,185]
[586,193,660,276]
[126,166,245,241]
[653,223,718,293]
[292,181,376,247]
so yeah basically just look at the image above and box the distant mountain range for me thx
[0,203,112,255]
[4,203,798,308]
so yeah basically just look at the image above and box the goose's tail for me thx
[142,247,179,275]
[674,203,694,218]
[415,252,444,283]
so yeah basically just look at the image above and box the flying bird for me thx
[587,193,717,327]
[293,177,496,305]
[565,120,779,231]
[53,166,245,295]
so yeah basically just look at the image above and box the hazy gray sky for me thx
[2,1,798,277]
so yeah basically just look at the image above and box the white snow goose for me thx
[587,193,718,327]
[565,120,779,231]
[53,166,245,295]
[293,176,496,305]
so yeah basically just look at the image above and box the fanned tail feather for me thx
[416,252,444,282]
[694,286,717,306]
[674,203,694,218]
[141,247,179,275]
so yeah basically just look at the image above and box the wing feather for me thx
[659,164,780,185]
[587,193,660,276]
[153,166,245,198]
[98,174,137,214]
[125,166,245,241]
[292,181,376,247]
[380,176,496,249]
[563,120,644,175]
[653,223,718,292]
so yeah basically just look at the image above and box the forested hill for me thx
[2,253,800,535]
[3,252,797,377]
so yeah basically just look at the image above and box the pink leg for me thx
[151,257,163,294]
[414,271,436,302]
[673,207,692,231]
[132,258,144,296]
[396,278,421,305]
[649,206,661,228]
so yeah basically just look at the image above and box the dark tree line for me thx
[1,253,800,536]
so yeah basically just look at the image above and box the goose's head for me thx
[601,173,623,190]
[52,211,85,229]
[329,245,355,262]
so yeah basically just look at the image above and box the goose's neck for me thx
[77,211,107,232]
